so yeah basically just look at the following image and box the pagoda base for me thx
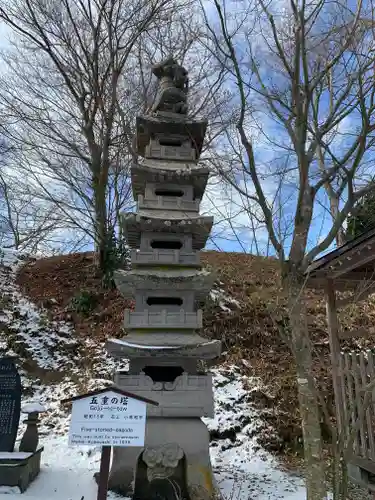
[107,417,219,500]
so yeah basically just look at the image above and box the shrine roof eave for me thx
[135,114,208,158]
[305,228,375,290]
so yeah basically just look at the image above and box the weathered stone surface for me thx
[140,231,194,253]
[114,268,216,301]
[134,443,189,500]
[126,358,201,375]
[0,357,21,452]
[137,207,201,220]
[136,114,207,159]
[106,335,221,359]
[19,415,39,453]
[0,448,43,493]
[131,160,209,200]
[137,194,200,214]
[108,419,218,499]
[121,212,213,250]
[149,57,189,115]
[106,58,220,500]
[146,138,196,161]
[124,309,203,330]
[131,248,200,268]
[115,371,214,417]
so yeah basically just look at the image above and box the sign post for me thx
[62,387,158,500]
[97,446,111,500]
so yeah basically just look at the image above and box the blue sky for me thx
[198,0,375,260]
[1,2,373,261]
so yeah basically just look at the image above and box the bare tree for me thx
[0,0,228,268]
[200,0,375,497]
[0,0,181,271]
[0,140,63,252]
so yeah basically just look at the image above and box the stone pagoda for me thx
[106,57,221,500]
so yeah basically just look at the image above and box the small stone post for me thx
[19,402,46,453]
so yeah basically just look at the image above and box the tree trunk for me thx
[93,181,108,272]
[284,269,327,500]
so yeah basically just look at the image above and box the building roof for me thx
[306,228,375,290]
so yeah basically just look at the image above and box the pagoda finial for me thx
[149,56,189,115]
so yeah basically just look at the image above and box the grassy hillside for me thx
[15,250,375,458]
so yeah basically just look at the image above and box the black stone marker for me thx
[0,357,21,452]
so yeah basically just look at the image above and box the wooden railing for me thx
[339,350,375,461]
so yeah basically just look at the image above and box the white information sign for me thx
[68,390,147,447]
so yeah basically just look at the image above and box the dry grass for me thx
[16,250,375,458]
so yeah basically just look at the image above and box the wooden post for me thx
[97,446,111,500]
[325,279,344,433]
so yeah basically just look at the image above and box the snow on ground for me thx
[210,281,241,312]
[0,436,123,499]
[0,249,306,499]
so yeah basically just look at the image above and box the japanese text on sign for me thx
[68,390,147,447]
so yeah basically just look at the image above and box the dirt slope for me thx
[15,250,375,457]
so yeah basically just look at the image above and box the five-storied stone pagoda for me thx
[106,57,221,500]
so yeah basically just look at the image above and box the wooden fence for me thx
[339,350,375,462]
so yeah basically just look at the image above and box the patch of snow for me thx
[109,338,178,349]
[204,367,305,498]
[0,256,119,379]
[22,402,47,413]
[0,436,124,499]
[0,250,307,499]
[213,445,306,499]
[0,452,33,459]
[1,394,306,500]
[210,286,241,312]
[0,486,20,494]
[0,249,31,269]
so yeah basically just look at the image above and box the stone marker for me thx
[0,357,21,452]
[0,360,44,492]
[105,57,221,500]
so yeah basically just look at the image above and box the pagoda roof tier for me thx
[121,213,213,250]
[106,334,221,360]
[114,268,216,301]
[137,208,200,219]
[136,114,207,158]
[131,160,209,200]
